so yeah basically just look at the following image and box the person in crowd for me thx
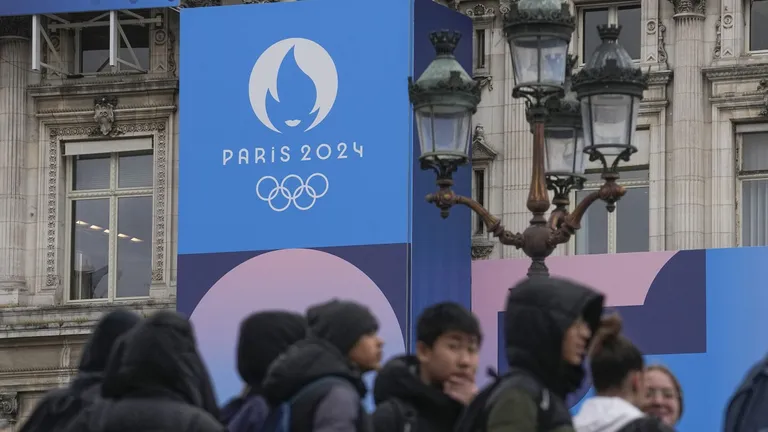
[485,277,605,432]
[262,299,383,432]
[62,310,225,432]
[573,314,674,432]
[20,309,141,432]
[643,365,683,428]
[220,310,307,430]
[372,302,482,432]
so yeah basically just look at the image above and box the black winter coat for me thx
[62,311,225,432]
[372,355,465,432]
[20,309,140,432]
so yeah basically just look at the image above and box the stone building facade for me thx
[1,0,768,429]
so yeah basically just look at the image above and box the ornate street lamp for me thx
[408,4,648,278]
[534,54,586,225]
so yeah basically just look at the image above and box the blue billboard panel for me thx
[0,0,179,16]
[179,1,412,254]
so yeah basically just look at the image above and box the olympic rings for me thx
[255,173,329,212]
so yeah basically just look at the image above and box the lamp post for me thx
[408,0,648,278]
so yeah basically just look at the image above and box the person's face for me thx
[348,332,384,373]
[643,369,681,426]
[416,331,480,384]
[561,317,591,365]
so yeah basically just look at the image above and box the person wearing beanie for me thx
[220,311,307,431]
[20,309,141,432]
[263,299,383,432]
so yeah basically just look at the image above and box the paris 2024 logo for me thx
[221,38,363,212]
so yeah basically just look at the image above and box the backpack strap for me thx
[390,398,417,432]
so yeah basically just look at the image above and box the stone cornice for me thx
[0,300,174,339]
[703,62,768,82]
[648,70,673,86]
[29,76,179,99]
[639,98,670,114]
[36,104,177,119]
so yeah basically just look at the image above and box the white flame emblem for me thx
[248,38,339,133]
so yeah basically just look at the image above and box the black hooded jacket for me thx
[220,311,307,430]
[487,277,605,432]
[262,338,372,432]
[20,309,140,432]
[62,311,224,432]
[372,355,465,432]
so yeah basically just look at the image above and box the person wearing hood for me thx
[372,302,482,432]
[220,310,307,430]
[262,299,383,432]
[62,310,224,432]
[486,277,605,432]
[19,309,140,432]
[573,314,674,432]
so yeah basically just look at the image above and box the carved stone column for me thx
[0,17,31,304]
[669,0,706,249]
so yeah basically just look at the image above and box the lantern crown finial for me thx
[430,30,461,56]
[597,24,622,42]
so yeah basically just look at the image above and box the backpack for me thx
[259,376,347,432]
[724,355,768,432]
[391,397,418,432]
[454,368,554,432]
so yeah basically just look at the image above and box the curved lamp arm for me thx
[426,181,524,248]
[548,177,626,247]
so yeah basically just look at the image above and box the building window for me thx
[575,169,650,254]
[76,11,151,74]
[67,143,154,301]
[738,130,768,246]
[579,3,641,61]
[473,168,487,234]
[475,29,486,70]
[748,0,768,52]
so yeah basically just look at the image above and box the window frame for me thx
[473,26,491,77]
[472,166,489,236]
[576,1,642,64]
[745,0,768,55]
[569,166,650,255]
[735,124,768,246]
[65,149,155,303]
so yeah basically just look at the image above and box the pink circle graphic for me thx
[190,248,406,403]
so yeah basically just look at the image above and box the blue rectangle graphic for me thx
[0,0,179,16]
[179,1,413,254]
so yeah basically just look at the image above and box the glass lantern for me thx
[572,24,649,170]
[541,64,585,178]
[503,0,575,100]
[408,31,481,170]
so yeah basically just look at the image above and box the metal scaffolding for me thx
[31,10,162,76]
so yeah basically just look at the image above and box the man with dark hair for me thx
[372,302,482,432]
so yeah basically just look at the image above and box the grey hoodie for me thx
[573,397,645,432]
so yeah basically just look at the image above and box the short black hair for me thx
[590,314,644,392]
[416,302,482,347]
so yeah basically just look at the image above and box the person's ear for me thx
[416,340,431,364]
